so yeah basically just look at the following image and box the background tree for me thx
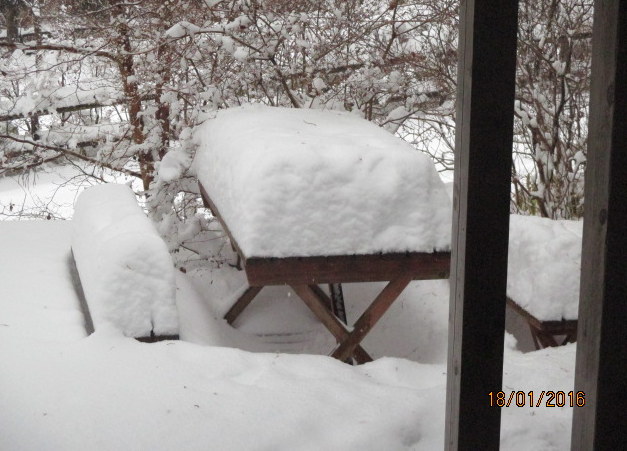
[0,0,594,251]
[512,0,592,219]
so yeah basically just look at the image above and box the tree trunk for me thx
[114,8,152,191]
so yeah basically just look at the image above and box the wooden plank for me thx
[445,0,519,449]
[224,286,263,325]
[68,249,94,335]
[571,1,627,448]
[135,334,179,343]
[290,284,372,364]
[245,252,450,286]
[331,273,413,362]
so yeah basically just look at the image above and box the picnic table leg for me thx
[307,285,333,311]
[529,324,542,350]
[529,324,560,349]
[290,284,372,364]
[224,286,263,325]
[329,283,348,324]
[539,332,559,348]
[331,273,413,362]
[311,284,352,364]
[562,330,577,345]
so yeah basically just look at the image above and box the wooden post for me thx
[571,1,627,448]
[445,0,519,449]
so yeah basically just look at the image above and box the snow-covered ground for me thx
[0,161,135,220]
[0,219,577,450]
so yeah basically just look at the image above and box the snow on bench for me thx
[192,105,451,259]
[72,184,178,338]
[508,214,581,322]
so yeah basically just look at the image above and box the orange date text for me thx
[488,391,586,407]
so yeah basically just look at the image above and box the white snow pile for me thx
[158,148,192,183]
[508,214,582,321]
[0,220,577,450]
[71,184,178,337]
[193,105,451,258]
[164,21,202,38]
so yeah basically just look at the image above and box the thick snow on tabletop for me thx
[193,105,451,258]
[71,184,178,337]
[508,214,582,321]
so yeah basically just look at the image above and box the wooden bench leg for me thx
[290,284,372,364]
[224,286,263,325]
[331,273,413,362]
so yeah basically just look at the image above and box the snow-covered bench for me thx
[507,214,581,348]
[193,105,451,363]
[71,184,178,340]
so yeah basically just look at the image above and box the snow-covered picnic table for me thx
[193,105,452,362]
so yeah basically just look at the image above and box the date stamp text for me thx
[488,391,586,407]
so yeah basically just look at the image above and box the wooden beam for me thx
[331,273,413,362]
[244,252,450,286]
[571,1,627,448]
[135,334,179,343]
[445,0,519,449]
[224,286,263,325]
[290,284,372,364]
[307,285,334,313]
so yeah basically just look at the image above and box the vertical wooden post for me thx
[571,1,627,448]
[445,0,519,449]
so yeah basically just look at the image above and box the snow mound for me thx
[193,105,451,258]
[508,214,582,321]
[71,184,178,337]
